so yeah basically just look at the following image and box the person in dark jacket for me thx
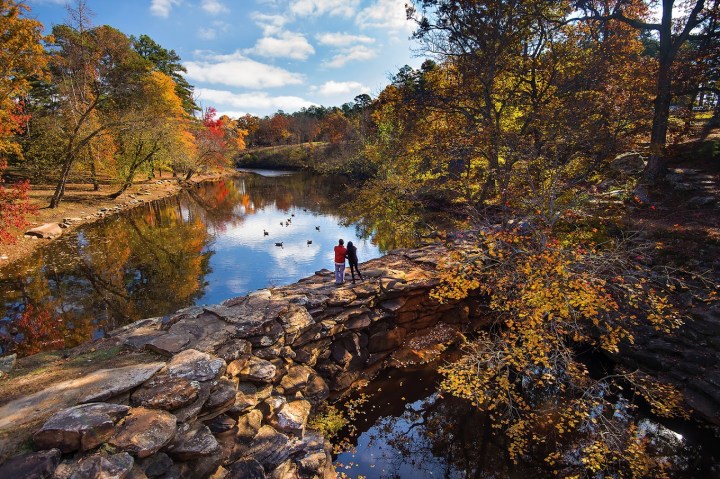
[346,241,364,283]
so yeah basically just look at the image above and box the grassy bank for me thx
[236,142,372,178]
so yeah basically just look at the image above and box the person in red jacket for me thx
[334,239,347,285]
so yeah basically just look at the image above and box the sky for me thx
[26,0,424,118]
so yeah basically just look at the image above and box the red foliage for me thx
[15,304,65,356]
[203,107,224,134]
[0,159,36,244]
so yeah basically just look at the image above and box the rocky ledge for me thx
[0,244,483,479]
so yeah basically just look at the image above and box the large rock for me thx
[236,410,263,442]
[278,366,314,395]
[237,357,276,383]
[303,374,329,404]
[109,408,177,458]
[242,426,290,471]
[25,223,63,239]
[228,459,266,479]
[33,403,130,453]
[216,340,252,363]
[79,363,166,403]
[0,449,61,479]
[226,358,250,377]
[69,452,134,479]
[205,414,236,434]
[172,380,214,423]
[230,383,260,414]
[176,455,224,479]
[166,349,226,382]
[279,307,314,344]
[273,400,311,436]
[145,333,193,356]
[152,310,239,356]
[130,376,199,410]
[200,379,238,420]
[166,424,220,461]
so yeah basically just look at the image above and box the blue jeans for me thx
[334,263,346,284]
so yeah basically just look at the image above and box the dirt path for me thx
[0,169,240,267]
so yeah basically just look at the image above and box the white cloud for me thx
[247,31,315,60]
[315,32,375,47]
[289,0,360,17]
[251,12,289,36]
[184,51,304,89]
[324,45,376,68]
[198,27,216,40]
[197,88,314,112]
[201,0,228,15]
[150,0,181,17]
[356,0,414,32]
[316,81,369,96]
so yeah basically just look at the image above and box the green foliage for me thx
[308,405,346,439]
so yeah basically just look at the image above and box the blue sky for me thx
[27,0,424,117]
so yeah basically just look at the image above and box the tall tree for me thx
[110,71,194,197]
[0,0,47,242]
[131,34,199,115]
[44,20,147,207]
[577,0,720,181]
[0,0,48,158]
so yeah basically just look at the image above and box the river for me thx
[0,170,392,357]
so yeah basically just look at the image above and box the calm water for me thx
[0,170,384,356]
[336,362,720,479]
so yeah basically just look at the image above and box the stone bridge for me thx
[0,243,482,479]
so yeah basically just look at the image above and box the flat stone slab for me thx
[109,407,177,458]
[165,424,220,461]
[33,403,130,453]
[25,223,63,239]
[242,426,290,471]
[130,375,199,410]
[79,362,166,403]
[166,349,225,382]
[236,357,276,383]
[0,362,165,438]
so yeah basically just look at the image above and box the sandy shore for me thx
[0,169,240,267]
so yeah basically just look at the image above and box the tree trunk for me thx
[642,0,675,184]
[50,158,74,208]
[110,168,137,199]
[90,157,99,191]
[643,59,672,182]
[184,169,194,181]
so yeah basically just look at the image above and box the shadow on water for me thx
[1,170,424,357]
[334,360,720,479]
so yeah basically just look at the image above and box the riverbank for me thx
[0,169,242,267]
[237,142,370,178]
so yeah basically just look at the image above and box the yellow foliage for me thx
[435,229,685,476]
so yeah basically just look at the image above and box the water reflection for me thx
[336,363,720,479]
[0,171,385,356]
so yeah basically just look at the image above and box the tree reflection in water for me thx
[335,362,719,479]
[0,171,405,356]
